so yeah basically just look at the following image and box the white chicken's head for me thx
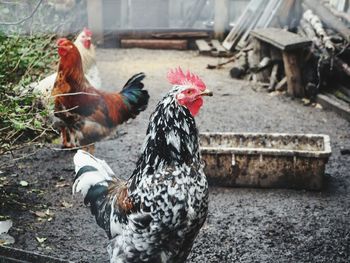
[76,27,93,49]
[167,67,212,116]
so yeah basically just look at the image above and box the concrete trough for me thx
[200,132,332,190]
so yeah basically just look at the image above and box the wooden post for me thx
[87,0,104,45]
[282,51,304,98]
[214,0,229,40]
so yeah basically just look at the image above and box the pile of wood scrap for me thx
[222,0,299,51]
[220,0,350,119]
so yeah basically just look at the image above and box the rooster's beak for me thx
[200,89,213,97]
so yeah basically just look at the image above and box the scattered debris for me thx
[36,236,47,244]
[0,219,15,245]
[32,209,54,222]
[61,201,73,209]
[19,180,29,187]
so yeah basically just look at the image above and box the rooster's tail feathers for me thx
[73,150,127,238]
[73,150,121,237]
[73,150,114,196]
[120,72,150,116]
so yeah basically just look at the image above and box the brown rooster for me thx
[52,38,149,151]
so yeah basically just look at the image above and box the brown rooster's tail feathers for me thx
[120,73,150,117]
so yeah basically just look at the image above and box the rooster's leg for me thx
[61,127,77,148]
[61,127,69,148]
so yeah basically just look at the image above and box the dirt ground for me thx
[1,48,350,263]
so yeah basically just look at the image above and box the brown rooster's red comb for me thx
[167,67,206,91]
[83,27,92,37]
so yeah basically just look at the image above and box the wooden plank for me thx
[120,39,188,50]
[116,29,212,39]
[282,51,304,98]
[317,93,350,121]
[256,0,281,28]
[87,0,104,44]
[222,0,267,50]
[304,0,350,41]
[151,32,210,39]
[250,28,311,51]
[210,40,227,53]
[195,39,212,55]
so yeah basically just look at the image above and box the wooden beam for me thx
[317,93,350,121]
[282,51,304,98]
[304,0,350,41]
[120,39,188,50]
[87,0,104,44]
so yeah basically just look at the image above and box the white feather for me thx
[72,171,108,196]
[73,150,115,196]
[73,150,114,176]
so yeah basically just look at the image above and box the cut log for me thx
[120,39,188,50]
[302,10,335,51]
[304,0,350,41]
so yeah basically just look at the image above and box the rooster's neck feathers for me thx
[58,46,86,87]
[129,85,200,189]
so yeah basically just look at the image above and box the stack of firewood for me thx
[221,0,350,118]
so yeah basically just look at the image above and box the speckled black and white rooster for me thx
[73,67,212,262]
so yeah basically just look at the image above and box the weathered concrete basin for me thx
[199,132,332,190]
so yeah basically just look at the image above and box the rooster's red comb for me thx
[167,67,206,91]
[83,27,92,37]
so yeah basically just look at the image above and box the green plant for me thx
[0,32,58,155]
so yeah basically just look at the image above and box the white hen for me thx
[30,28,101,105]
